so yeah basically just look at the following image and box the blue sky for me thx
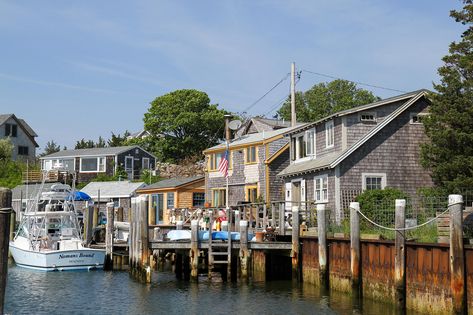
[0,1,465,152]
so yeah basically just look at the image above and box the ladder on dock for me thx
[208,208,232,280]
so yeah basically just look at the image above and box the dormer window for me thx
[325,120,334,148]
[359,112,377,123]
[292,129,315,161]
[305,130,315,156]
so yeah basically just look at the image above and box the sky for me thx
[0,0,465,153]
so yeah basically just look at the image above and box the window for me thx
[18,146,29,156]
[80,157,106,172]
[410,113,428,124]
[245,146,257,164]
[325,120,334,148]
[5,124,17,137]
[245,185,258,203]
[362,173,387,191]
[43,159,75,171]
[208,151,232,171]
[314,175,328,202]
[212,189,226,207]
[360,112,376,123]
[305,130,315,156]
[167,192,175,209]
[192,192,205,207]
[297,135,306,159]
[112,198,120,207]
[142,157,150,169]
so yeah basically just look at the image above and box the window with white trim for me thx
[142,157,150,169]
[359,112,377,123]
[305,129,315,156]
[362,173,387,191]
[80,157,106,172]
[325,120,334,148]
[410,113,428,124]
[314,175,328,202]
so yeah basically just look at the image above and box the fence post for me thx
[105,202,115,270]
[394,199,406,310]
[190,220,199,282]
[117,206,124,222]
[350,202,361,296]
[235,210,240,232]
[449,194,465,314]
[263,203,268,229]
[239,220,249,280]
[317,203,328,288]
[271,203,277,228]
[279,202,285,235]
[0,188,12,315]
[291,207,300,281]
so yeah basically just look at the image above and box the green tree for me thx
[40,140,61,157]
[0,138,13,163]
[75,139,95,149]
[108,131,131,147]
[144,89,228,162]
[277,79,380,122]
[420,1,473,191]
[96,136,106,148]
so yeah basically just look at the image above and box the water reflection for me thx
[5,265,414,315]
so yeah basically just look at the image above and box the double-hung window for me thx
[212,189,226,207]
[209,152,232,171]
[362,173,386,191]
[142,157,150,169]
[325,120,334,148]
[245,146,257,164]
[192,192,205,207]
[305,129,315,156]
[314,175,328,202]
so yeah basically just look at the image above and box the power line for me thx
[263,74,301,117]
[302,69,407,93]
[242,73,290,113]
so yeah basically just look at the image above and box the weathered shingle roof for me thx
[205,125,305,153]
[277,151,343,177]
[80,181,146,199]
[139,176,204,190]
[40,145,140,159]
[0,114,38,138]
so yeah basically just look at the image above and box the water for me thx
[5,264,405,315]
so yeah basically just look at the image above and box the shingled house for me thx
[40,145,156,183]
[204,125,303,207]
[0,114,38,161]
[278,90,433,220]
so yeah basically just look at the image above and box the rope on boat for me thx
[354,201,463,232]
[0,207,12,214]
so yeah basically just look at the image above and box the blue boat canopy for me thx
[68,191,92,201]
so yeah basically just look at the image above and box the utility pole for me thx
[291,62,296,127]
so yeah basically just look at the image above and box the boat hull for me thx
[9,242,105,271]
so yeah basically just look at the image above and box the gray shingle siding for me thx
[268,149,289,201]
[1,116,36,160]
[339,98,433,197]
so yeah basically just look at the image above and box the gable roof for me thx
[204,125,305,153]
[0,114,39,146]
[278,90,430,177]
[137,176,204,191]
[39,145,155,159]
[284,89,430,136]
[80,181,146,199]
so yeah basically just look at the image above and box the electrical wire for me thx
[302,69,407,93]
[242,72,290,113]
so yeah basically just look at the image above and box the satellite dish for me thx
[228,120,242,131]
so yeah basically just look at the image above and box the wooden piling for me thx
[0,188,12,315]
[140,196,151,283]
[291,208,300,281]
[105,202,114,270]
[92,206,99,228]
[239,220,249,280]
[190,220,199,282]
[84,206,93,245]
[317,203,328,288]
[148,196,155,225]
[252,250,266,282]
[394,199,406,310]
[227,208,232,282]
[271,203,276,228]
[350,202,361,296]
[235,210,240,232]
[175,253,183,279]
[9,210,15,243]
[116,206,124,222]
[449,194,465,314]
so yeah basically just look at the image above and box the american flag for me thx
[218,150,229,178]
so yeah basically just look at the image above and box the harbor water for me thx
[5,264,413,315]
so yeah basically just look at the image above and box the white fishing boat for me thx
[9,170,105,271]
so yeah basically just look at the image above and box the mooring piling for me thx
[449,194,466,314]
[0,188,12,315]
[394,199,406,310]
[105,202,115,270]
[350,202,361,298]
[190,220,199,282]
[291,207,300,281]
[317,203,328,288]
[239,220,249,280]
